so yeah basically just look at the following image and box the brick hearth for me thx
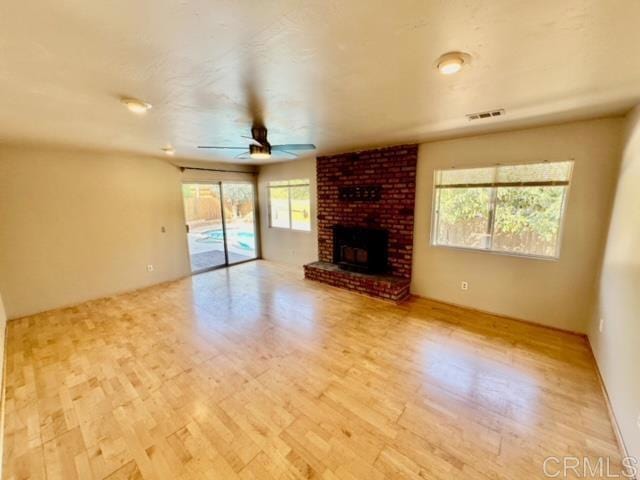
[304,261,411,302]
[304,144,418,301]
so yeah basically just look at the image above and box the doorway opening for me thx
[182,182,258,272]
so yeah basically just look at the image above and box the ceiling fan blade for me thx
[272,150,298,157]
[197,146,247,149]
[271,144,316,151]
[240,134,264,146]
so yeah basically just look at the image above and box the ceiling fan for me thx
[198,125,316,160]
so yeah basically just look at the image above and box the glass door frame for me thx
[220,180,260,266]
[182,179,260,274]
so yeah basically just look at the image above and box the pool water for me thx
[198,229,255,251]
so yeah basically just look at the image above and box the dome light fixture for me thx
[249,143,271,160]
[161,146,175,156]
[436,51,471,75]
[121,97,152,114]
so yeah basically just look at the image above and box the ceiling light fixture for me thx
[162,146,175,156]
[249,143,271,160]
[436,51,471,75]
[121,97,152,114]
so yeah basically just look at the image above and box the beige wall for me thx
[0,146,191,319]
[0,292,5,477]
[589,107,640,460]
[0,293,6,372]
[412,118,623,333]
[257,157,318,266]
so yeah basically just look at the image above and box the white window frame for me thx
[430,161,573,261]
[267,179,311,232]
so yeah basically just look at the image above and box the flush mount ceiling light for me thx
[121,97,152,114]
[161,146,175,156]
[249,143,271,160]
[436,51,471,75]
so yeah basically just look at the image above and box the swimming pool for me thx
[197,228,255,251]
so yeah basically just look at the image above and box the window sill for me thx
[429,243,560,262]
[268,226,312,233]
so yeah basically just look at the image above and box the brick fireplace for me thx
[304,144,418,301]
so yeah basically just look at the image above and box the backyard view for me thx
[435,186,567,256]
[433,162,573,258]
[182,182,256,271]
[268,179,311,231]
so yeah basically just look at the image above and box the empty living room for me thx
[1,1,640,479]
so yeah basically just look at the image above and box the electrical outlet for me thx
[147,264,154,272]
[599,318,605,333]
[161,226,166,233]
[461,281,469,291]
[637,413,640,431]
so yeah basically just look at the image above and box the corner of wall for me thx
[588,104,640,464]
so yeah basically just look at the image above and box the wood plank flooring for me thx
[2,261,624,479]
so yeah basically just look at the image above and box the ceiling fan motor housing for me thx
[250,143,271,156]
[251,125,269,144]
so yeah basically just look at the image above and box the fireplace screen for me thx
[341,246,368,265]
[333,225,388,274]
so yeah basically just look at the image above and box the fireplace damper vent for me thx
[466,108,505,121]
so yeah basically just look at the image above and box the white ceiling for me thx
[1,0,640,164]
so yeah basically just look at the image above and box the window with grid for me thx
[268,179,311,231]
[431,161,573,258]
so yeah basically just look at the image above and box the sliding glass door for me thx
[221,182,257,265]
[182,183,227,272]
[182,181,257,273]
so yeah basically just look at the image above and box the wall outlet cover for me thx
[599,318,604,333]
[461,281,469,291]
[147,264,154,272]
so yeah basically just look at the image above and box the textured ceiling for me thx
[1,0,640,164]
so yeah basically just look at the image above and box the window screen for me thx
[432,161,573,258]
[268,179,311,231]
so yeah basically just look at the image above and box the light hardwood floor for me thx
[2,261,624,479]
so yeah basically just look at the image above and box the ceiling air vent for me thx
[466,109,505,121]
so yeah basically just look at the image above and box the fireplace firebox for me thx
[333,225,388,274]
